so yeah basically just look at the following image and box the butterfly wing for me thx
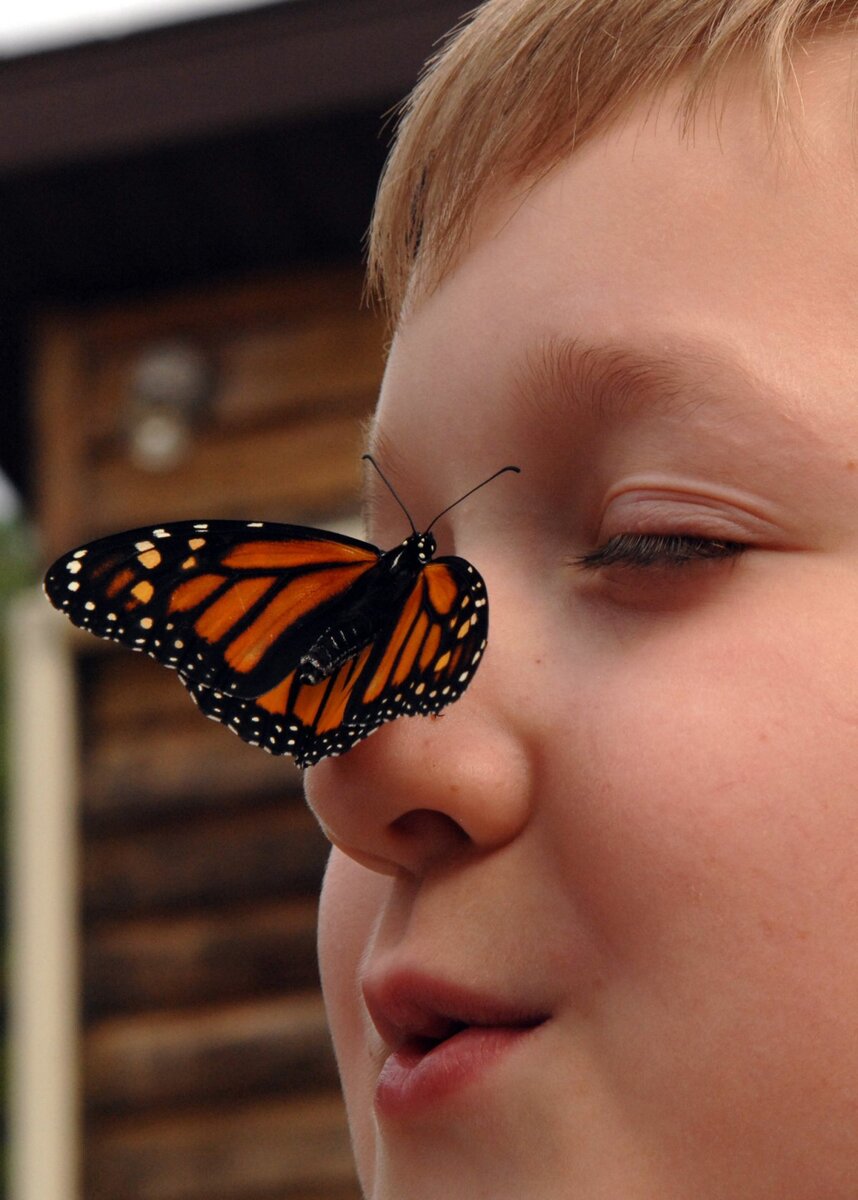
[187,555,488,767]
[43,520,382,697]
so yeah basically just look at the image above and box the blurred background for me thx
[0,2,466,1197]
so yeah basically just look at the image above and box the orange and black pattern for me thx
[43,519,489,767]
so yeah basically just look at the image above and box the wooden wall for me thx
[34,267,385,1200]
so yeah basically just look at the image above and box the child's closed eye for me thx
[575,532,748,570]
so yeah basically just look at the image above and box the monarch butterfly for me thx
[43,457,519,768]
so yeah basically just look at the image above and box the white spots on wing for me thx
[66,560,82,574]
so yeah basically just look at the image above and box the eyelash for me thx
[575,532,748,570]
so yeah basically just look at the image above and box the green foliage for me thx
[0,520,33,591]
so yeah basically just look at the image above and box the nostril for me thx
[389,808,470,853]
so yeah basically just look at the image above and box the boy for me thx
[305,1,858,1196]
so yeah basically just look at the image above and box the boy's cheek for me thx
[318,850,388,1057]
[318,851,389,1186]
[318,849,388,1015]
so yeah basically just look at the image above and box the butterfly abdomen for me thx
[297,536,428,685]
[299,612,378,685]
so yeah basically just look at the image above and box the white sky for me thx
[0,0,273,56]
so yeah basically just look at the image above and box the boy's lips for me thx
[362,969,550,1116]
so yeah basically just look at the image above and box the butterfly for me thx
[43,457,519,769]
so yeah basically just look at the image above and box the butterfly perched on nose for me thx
[43,458,519,768]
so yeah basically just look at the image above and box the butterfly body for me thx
[297,531,437,685]
[44,518,486,768]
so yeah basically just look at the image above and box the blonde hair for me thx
[368,0,858,321]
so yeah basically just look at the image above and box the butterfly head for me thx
[415,532,436,563]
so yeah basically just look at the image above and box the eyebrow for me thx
[360,332,811,536]
[513,334,768,427]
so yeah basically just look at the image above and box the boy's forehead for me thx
[374,44,858,468]
[395,34,858,316]
[388,59,858,384]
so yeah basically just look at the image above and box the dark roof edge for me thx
[0,0,465,175]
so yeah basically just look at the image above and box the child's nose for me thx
[303,680,533,878]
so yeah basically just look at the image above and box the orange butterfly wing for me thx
[44,520,381,698]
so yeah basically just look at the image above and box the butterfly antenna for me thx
[362,454,417,534]
[425,465,520,532]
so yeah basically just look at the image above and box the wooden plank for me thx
[86,307,385,443]
[86,650,208,730]
[85,408,371,536]
[84,992,338,1114]
[85,1092,358,1200]
[33,319,92,560]
[36,268,382,553]
[77,268,367,351]
[33,268,380,1200]
[82,715,303,826]
[82,804,329,919]
[83,899,320,1017]
[216,310,385,424]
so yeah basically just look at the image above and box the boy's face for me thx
[306,40,858,1200]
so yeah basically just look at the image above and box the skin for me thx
[305,38,858,1200]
